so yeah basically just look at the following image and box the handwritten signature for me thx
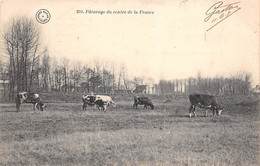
[204,1,241,31]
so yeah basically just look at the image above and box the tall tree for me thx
[41,47,50,91]
[61,57,69,92]
[3,17,42,100]
[70,62,86,92]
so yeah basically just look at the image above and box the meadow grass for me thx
[0,96,259,165]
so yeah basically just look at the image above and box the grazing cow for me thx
[82,95,96,110]
[95,95,116,111]
[133,96,154,110]
[16,92,45,111]
[82,94,116,111]
[189,93,224,117]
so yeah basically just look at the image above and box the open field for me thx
[0,96,259,165]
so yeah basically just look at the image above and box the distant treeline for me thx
[0,17,253,102]
[156,72,252,96]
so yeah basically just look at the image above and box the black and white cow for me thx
[16,92,45,111]
[82,94,116,111]
[133,96,154,110]
[188,93,224,117]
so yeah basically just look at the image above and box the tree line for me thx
[1,17,135,101]
[157,72,252,96]
[0,17,254,101]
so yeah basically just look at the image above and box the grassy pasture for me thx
[0,96,259,166]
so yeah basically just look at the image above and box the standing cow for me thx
[133,96,154,110]
[95,95,116,111]
[189,93,224,117]
[16,92,45,111]
[82,94,116,111]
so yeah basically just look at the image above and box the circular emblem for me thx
[35,9,51,24]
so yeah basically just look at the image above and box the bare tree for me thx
[110,63,116,91]
[179,79,183,93]
[243,73,252,95]
[70,62,86,92]
[117,69,122,90]
[120,64,129,90]
[3,17,42,100]
[60,57,69,92]
[0,61,9,101]
[84,68,93,92]
[52,58,63,91]
[41,47,50,91]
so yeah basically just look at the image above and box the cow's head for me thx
[36,102,45,111]
[111,101,116,107]
[150,103,154,110]
[87,95,96,103]
[83,95,96,105]
[217,105,224,115]
[18,92,28,103]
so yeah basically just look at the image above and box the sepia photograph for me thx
[0,0,259,165]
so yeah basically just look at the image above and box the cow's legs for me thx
[83,103,86,110]
[40,104,44,111]
[35,103,39,111]
[16,102,21,112]
[212,108,216,117]
[204,109,208,117]
[103,105,107,111]
[96,105,99,111]
[33,103,37,111]
[189,105,196,117]
[192,106,197,117]
[133,99,138,109]
[189,105,192,117]
[133,103,138,109]
[97,105,103,111]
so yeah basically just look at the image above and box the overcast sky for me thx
[1,0,259,86]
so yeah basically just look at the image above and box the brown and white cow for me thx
[133,96,154,110]
[94,95,116,111]
[82,94,116,111]
[188,93,224,117]
[16,92,45,111]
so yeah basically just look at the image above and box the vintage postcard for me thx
[0,0,259,165]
